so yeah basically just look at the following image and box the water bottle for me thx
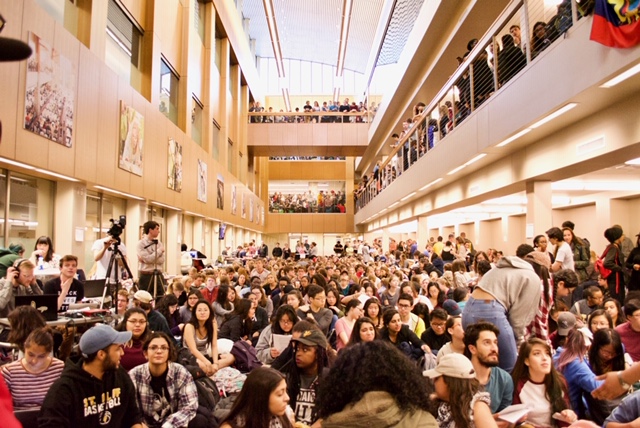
[38,256,44,270]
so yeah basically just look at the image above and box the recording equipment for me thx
[107,215,126,242]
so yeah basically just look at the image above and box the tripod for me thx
[102,241,133,310]
[142,239,166,300]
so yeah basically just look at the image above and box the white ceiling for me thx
[242,0,397,75]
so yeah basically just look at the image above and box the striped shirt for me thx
[1,358,64,409]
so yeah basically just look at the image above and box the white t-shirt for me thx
[91,238,127,279]
[555,241,575,271]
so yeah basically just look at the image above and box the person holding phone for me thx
[0,259,43,318]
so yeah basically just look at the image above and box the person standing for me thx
[38,324,144,427]
[92,231,128,280]
[137,221,166,296]
[603,226,626,304]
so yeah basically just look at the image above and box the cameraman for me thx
[136,221,166,295]
[92,230,128,280]
[0,259,43,318]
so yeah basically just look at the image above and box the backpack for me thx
[596,246,615,279]
[183,363,220,427]
[230,340,262,373]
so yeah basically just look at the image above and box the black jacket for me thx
[39,358,143,427]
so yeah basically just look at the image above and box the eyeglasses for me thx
[127,319,147,325]
[431,323,446,328]
[148,345,170,352]
[397,303,411,309]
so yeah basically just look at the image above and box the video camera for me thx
[108,215,127,242]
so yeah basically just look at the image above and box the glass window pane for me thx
[160,59,179,125]
[8,172,54,252]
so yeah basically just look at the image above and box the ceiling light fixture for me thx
[400,192,416,201]
[447,153,487,176]
[496,128,532,147]
[530,103,577,129]
[263,0,285,77]
[336,0,353,77]
[600,63,640,88]
[94,185,145,200]
[0,157,79,181]
[151,201,181,211]
[419,178,442,191]
[389,201,399,208]
[625,157,640,165]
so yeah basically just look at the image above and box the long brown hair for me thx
[443,375,481,427]
[511,338,569,417]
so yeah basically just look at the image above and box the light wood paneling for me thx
[74,46,100,182]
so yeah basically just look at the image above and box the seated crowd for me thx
[269,190,346,214]
[1,221,640,427]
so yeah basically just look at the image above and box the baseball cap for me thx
[423,353,475,379]
[291,329,328,349]
[557,312,577,336]
[79,324,131,357]
[442,299,461,316]
[133,290,153,304]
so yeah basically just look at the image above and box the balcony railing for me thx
[355,0,590,212]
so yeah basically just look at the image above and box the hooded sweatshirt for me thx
[322,391,437,428]
[38,358,143,428]
[475,256,541,341]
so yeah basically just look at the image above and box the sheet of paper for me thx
[358,293,370,305]
[497,404,532,424]
[272,334,292,353]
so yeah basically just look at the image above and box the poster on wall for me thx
[167,139,182,192]
[217,174,224,210]
[261,207,265,226]
[255,203,260,225]
[118,101,144,176]
[241,193,246,219]
[249,198,254,222]
[197,160,207,202]
[231,185,237,215]
[24,32,76,147]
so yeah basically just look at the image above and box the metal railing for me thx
[355,0,589,211]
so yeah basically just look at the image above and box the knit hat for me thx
[557,312,577,336]
[79,324,131,357]
[423,353,475,379]
[604,227,623,244]
[442,299,462,316]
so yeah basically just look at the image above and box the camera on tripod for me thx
[108,215,126,243]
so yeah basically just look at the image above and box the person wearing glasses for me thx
[117,308,150,371]
[296,285,332,335]
[129,332,203,428]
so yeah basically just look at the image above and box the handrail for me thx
[355,0,584,212]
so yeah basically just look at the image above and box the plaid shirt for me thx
[526,279,552,344]
[129,362,198,428]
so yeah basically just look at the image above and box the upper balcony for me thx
[247,112,370,158]
[354,0,640,226]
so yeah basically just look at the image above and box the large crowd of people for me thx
[269,190,347,214]
[0,221,638,427]
[248,99,378,124]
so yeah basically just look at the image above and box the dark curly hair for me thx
[316,340,432,418]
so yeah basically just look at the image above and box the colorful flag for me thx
[591,0,640,48]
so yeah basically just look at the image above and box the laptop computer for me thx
[83,279,106,298]
[15,294,58,321]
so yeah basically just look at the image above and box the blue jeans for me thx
[461,297,517,373]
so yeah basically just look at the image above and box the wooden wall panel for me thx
[94,65,119,185]
[74,47,100,182]
[0,0,23,159]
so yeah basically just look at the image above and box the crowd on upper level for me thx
[248,99,378,124]
[269,190,347,214]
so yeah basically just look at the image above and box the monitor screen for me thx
[218,223,226,240]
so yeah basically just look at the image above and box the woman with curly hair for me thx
[317,340,435,427]
[424,353,497,428]
[511,337,577,426]
[603,298,624,327]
